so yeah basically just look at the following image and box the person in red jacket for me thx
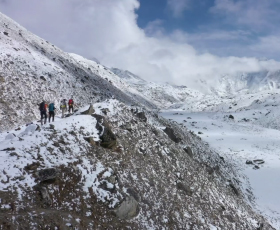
[68,98,74,113]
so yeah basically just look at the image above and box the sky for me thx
[0,0,280,87]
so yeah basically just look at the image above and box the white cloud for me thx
[211,0,280,31]
[0,0,280,90]
[249,36,280,60]
[167,0,191,18]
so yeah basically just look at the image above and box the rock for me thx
[163,127,181,143]
[120,123,132,132]
[34,185,52,207]
[84,136,96,146]
[253,159,265,164]
[115,196,138,220]
[229,183,239,196]
[81,104,95,115]
[101,108,110,115]
[136,112,147,122]
[52,142,60,147]
[198,131,203,134]
[35,125,41,131]
[40,76,46,81]
[206,166,215,175]
[15,127,21,131]
[14,176,25,181]
[246,160,253,164]
[24,161,40,171]
[183,146,193,158]
[253,165,260,170]
[49,124,55,130]
[257,222,264,230]
[36,168,57,182]
[176,182,192,196]
[9,152,19,157]
[126,188,140,202]
[92,114,117,149]
[229,115,234,119]
[1,147,16,151]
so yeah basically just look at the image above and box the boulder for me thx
[229,183,239,196]
[35,185,52,207]
[120,123,132,132]
[229,115,234,119]
[176,182,192,196]
[164,127,181,143]
[36,168,57,182]
[84,136,96,146]
[136,112,147,122]
[81,104,95,115]
[183,146,193,158]
[115,196,138,220]
[24,161,41,171]
[1,147,16,151]
[253,159,265,165]
[92,114,117,149]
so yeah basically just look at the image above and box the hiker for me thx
[68,97,74,113]
[48,102,56,122]
[39,100,47,125]
[60,99,67,118]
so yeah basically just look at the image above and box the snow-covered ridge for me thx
[69,53,205,110]
[0,12,157,132]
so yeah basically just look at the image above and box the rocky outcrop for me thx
[115,196,138,220]
[163,126,181,143]
[36,168,58,182]
[92,114,117,149]
[81,104,95,115]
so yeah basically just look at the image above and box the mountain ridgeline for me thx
[0,12,275,229]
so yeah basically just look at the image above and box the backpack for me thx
[69,99,73,105]
[39,102,45,112]
[60,100,66,109]
[49,103,54,112]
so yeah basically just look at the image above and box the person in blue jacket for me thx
[48,102,56,122]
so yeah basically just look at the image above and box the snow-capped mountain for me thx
[208,71,280,96]
[68,54,205,110]
[0,11,278,229]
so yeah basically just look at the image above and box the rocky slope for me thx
[0,12,156,132]
[0,12,275,229]
[0,101,274,229]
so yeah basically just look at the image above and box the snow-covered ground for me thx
[161,110,280,229]
[0,101,123,208]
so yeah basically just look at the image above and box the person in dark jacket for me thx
[39,100,47,125]
[48,102,56,122]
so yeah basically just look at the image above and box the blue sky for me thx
[0,0,279,87]
[137,0,215,33]
[136,0,280,59]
